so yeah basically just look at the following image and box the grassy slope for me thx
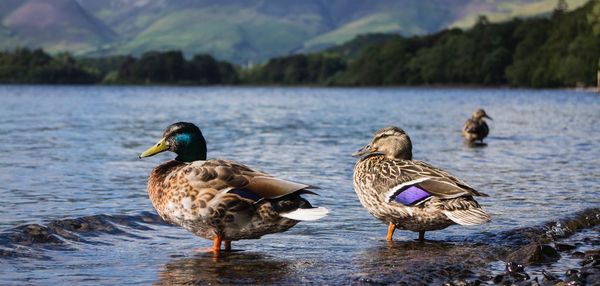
[304,0,589,52]
[450,0,588,28]
[304,13,423,49]
[117,7,325,63]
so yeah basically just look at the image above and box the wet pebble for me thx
[571,251,585,259]
[581,251,600,267]
[565,269,579,277]
[541,269,559,282]
[554,243,576,252]
[490,262,534,284]
[477,274,493,282]
[492,274,504,284]
[514,277,540,286]
[564,274,584,285]
[507,262,526,273]
[443,279,481,286]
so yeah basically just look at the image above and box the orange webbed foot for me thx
[193,236,223,256]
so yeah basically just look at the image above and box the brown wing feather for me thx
[246,176,312,198]
[463,118,478,133]
[463,119,489,140]
[376,159,486,199]
[183,159,311,199]
[410,160,488,197]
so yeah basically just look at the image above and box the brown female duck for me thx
[353,126,490,241]
[462,108,492,143]
[139,122,328,254]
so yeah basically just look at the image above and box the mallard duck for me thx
[352,126,490,241]
[462,108,492,143]
[139,122,328,254]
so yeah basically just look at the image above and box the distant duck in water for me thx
[462,108,492,144]
[352,127,490,242]
[139,122,328,254]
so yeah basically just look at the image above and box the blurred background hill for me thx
[0,0,589,64]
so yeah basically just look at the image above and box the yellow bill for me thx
[139,137,169,158]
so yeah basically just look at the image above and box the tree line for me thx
[0,0,598,87]
[342,1,599,87]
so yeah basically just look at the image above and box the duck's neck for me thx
[175,151,206,162]
[388,151,412,160]
[472,115,484,122]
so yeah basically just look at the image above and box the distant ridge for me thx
[0,0,588,63]
[3,0,116,52]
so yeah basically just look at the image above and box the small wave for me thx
[0,212,167,259]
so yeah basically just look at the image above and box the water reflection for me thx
[351,241,498,284]
[156,252,292,285]
[464,141,488,148]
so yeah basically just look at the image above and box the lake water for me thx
[0,86,598,284]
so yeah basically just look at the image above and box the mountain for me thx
[0,0,589,63]
[0,0,116,52]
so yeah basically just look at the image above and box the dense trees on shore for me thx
[242,54,346,85]
[0,48,98,84]
[116,52,239,84]
[0,1,598,87]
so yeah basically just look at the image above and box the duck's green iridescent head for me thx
[139,122,207,162]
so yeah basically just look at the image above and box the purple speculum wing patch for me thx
[394,185,431,205]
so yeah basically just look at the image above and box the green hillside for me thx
[450,0,589,28]
[115,8,322,64]
[0,0,591,63]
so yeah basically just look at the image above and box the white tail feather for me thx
[280,207,329,221]
[443,208,491,225]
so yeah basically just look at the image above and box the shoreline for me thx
[1,208,598,285]
[0,82,598,92]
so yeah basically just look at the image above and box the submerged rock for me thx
[0,212,167,258]
[5,224,63,245]
[507,243,561,265]
[580,265,600,284]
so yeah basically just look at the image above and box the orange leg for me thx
[212,235,223,254]
[386,223,396,241]
[224,240,231,251]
